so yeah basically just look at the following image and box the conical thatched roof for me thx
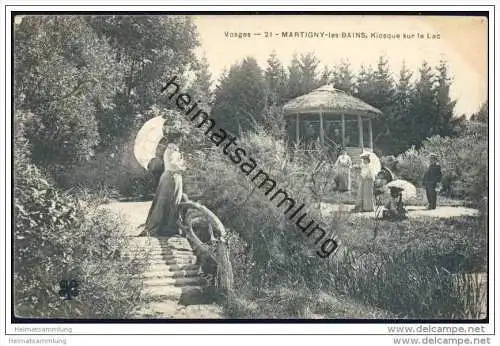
[283,85,382,118]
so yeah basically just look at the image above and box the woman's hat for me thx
[360,152,371,158]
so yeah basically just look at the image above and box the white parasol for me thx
[386,179,417,201]
[360,151,381,175]
[134,116,166,170]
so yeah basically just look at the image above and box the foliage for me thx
[434,60,460,137]
[331,59,356,94]
[13,119,146,318]
[14,16,123,167]
[265,50,289,106]
[395,121,488,202]
[471,101,488,124]
[394,145,428,186]
[184,130,337,292]
[185,54,214,110]
[211,57,267,135]
[330,215,486,319]
[389,61,415,154]
[87,15,200,146]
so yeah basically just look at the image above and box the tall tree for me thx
[264,50,288,106]
[410,61,437,148]
[471,101,488,124]
[14,16,123,167]
[286,54,304,100]
[211,57,267,135]
[390,61,415,154]
[331,60,356,94]
[186,54,213,110]
[433,59,458,137]
[370,56,396,152]
[318,65,332,86]
[355,64,376,104]
[298,52,321,93]
[86,15,199,145]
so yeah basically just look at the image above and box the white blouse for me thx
[163,143,186,172]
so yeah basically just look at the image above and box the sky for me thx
[193,15,488,116]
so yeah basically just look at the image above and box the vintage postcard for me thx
[4,5,495,343]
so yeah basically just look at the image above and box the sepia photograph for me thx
[8,9,491,329]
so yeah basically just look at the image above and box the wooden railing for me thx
[178,197,234,298]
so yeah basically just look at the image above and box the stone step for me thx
[143,257,197,266]
[147,263,199,272]
[164,257,197,265]
[126,254,197,262]
[137,269,200,279]
[142,285,206,302]
[128,237,193,249]
[125,249,194,256]
[143,276,206,287]
[123,251,194,258]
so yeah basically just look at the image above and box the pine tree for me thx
[286,54,304,100]
[370,56,396,152]
[265,50,288,106]
[331,60,356,94]
[410,61,437,148]
[187,54,213,110]
[434,59,458,137]
[471,101,488,124]
[298,52,321,93]
[355,64,376,104]
[211,57,267,135]
[318,65,332,86]
[391,60,414,154]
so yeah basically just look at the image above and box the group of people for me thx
[333,149,442,221]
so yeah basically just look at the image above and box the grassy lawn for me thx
[336,215,487,273]
[324,214,487,319]
[225,213,487,319]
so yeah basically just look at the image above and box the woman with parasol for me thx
[134,113,189,237]
[376,179,416,221]
[379,187,408,221]
[140,131,187,237]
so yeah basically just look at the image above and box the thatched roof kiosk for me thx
[282,85,382,158]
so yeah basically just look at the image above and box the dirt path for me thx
[321,203,479,219]
[105,200,480,234]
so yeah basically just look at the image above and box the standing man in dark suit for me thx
[423,153,442,210]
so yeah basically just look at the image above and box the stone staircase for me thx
[125,236,223,318]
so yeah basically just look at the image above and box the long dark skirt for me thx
[143,170,183,236]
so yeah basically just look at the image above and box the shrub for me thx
[394,122,488,203]
[184,130,338,291]
[394,146,428,186]
[14,16,122,168]
[13,122,146,318]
